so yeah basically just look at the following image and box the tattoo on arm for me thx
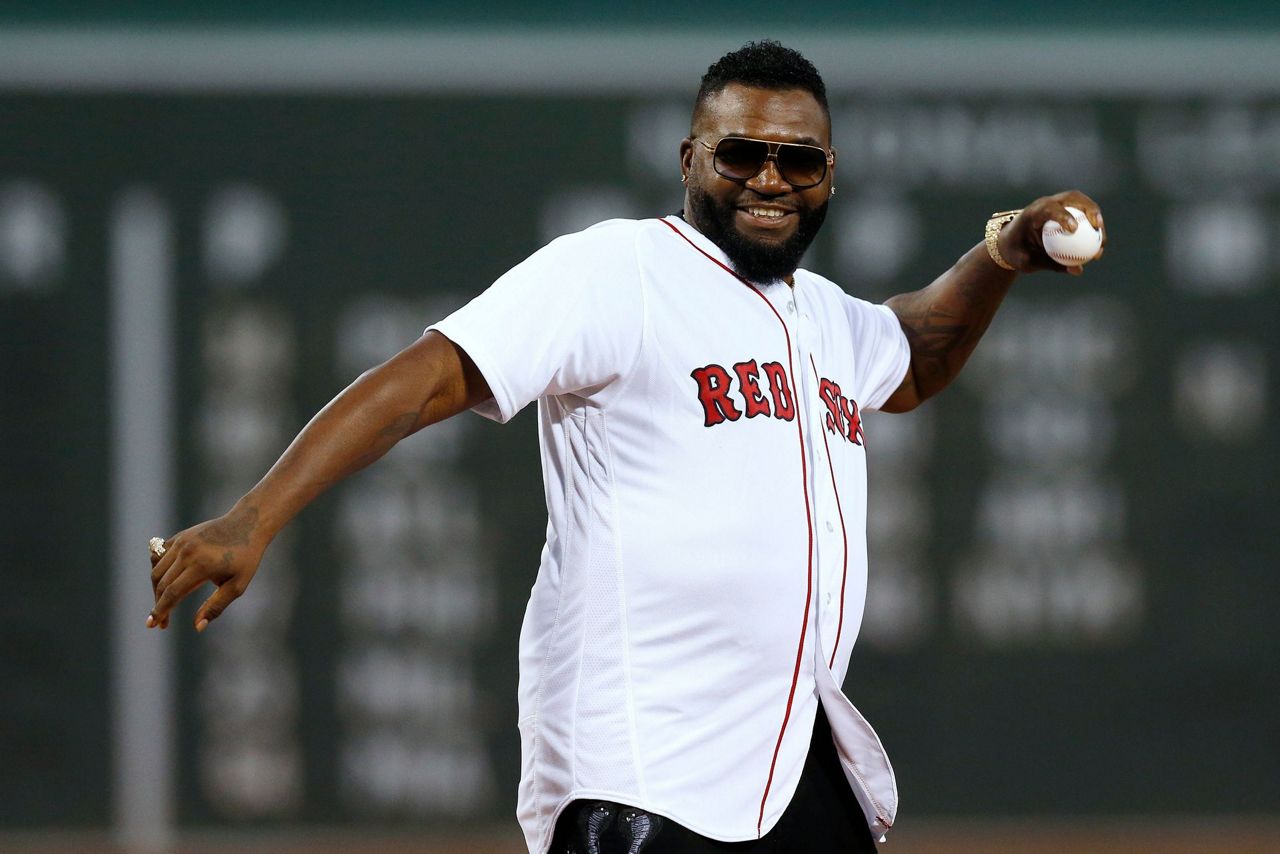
[378,411,418,441]
[199,506,260,547]
[306,410,421,491]
[344,411,418,472]
[892,302,972,384]
[887,248,1012,399]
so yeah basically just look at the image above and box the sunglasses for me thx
[697,136,833,189]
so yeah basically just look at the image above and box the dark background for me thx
[0,6,1277,848]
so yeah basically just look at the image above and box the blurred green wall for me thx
[0,9,1276,840]
[4,0,1280,28]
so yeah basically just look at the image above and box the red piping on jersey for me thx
[658,218,814,837]
[809,353,850,669]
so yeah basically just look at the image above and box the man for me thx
[147,41,1104,853]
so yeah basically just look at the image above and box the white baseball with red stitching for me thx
[1041,206,1102,266]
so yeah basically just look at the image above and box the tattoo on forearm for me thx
[318,410,420,487]
[355,411,417,465]
[199,506,259,547]
[378,412,417,441]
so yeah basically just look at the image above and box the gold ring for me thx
[149,537,167,558]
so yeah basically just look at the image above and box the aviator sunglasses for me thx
[697,136,833,189]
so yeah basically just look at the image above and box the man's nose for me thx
[745,157,791,195]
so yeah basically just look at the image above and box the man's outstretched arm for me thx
[879,190,1105,413]
[147,330,491,631]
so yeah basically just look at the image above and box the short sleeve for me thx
[843,297,911,412]
[428,219,644,423]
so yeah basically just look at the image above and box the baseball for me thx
[1041,206,1102,266]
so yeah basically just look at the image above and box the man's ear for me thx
[679,138,695,182]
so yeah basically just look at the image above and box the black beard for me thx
[686,186,827,284]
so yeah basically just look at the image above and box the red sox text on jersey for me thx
[691,360,865,446]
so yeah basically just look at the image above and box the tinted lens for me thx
[713,138,770,180]
[776,144,828,188]
[712,138,828,188]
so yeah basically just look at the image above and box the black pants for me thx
[550,704,878,853]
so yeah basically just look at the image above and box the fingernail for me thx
[196,619,209,632]
[146,615,156,628]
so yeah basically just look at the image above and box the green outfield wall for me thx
[1,21,1276,841]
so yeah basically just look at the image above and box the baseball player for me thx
[147,40,1105,853]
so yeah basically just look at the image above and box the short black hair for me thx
[693,40,829,125]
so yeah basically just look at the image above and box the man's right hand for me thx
[148,503,267,632]
[143,330,493,633]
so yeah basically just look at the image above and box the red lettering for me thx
[690,364,742,427]
[818,378,844,437]
[733,360,771,419]
[761,361,795,421]
[840,395,864,446]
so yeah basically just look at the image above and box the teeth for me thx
[746,207,785,218]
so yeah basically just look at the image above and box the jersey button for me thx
[826,520,835,532]
[786,301,796,313]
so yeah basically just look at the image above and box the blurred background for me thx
[1,2,1277,852]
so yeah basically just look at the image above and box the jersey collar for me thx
[662,214,736,272]
[661,214,793,289]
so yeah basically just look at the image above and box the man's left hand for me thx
[999,190,1106,276]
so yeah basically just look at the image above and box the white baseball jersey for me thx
[429,214,910,853]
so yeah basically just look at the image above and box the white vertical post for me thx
[109,187,176,852]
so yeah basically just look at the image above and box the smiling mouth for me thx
[737,206,794,226]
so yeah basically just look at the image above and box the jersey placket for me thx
[782,283,846,675]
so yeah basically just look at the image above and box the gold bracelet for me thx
[984,209,1021,271]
